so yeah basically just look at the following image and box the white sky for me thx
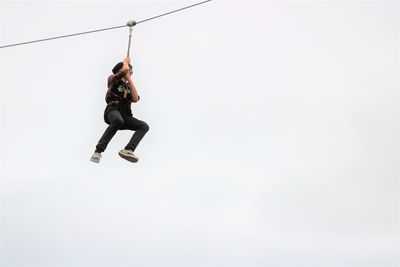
[0,0,399,266]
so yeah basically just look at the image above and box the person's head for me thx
[112,62,133,75]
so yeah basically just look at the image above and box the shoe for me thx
[118,149,139,163]
[90,152,102,163]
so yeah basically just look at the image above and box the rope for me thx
[127,26,133,57]
[0,0,212,49]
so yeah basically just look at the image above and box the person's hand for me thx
[122,56,131,73]
[123,56,131,65]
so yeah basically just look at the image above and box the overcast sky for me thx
[0,0,399,266]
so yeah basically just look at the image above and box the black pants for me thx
[95,107,149,153]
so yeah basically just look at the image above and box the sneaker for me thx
[90,152,102,163]
[118,149,139,163]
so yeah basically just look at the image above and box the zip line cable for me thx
[0,0,212,49]
[0,25,127,49]
[136,0,211,25]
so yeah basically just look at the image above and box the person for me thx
[90,56,149,163]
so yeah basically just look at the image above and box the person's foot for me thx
[118,149,139,163]
[90,152,102,163]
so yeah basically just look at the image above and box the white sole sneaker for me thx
[90,152,101,163]
[118,149,139,163]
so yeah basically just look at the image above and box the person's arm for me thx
[126,73,140,103]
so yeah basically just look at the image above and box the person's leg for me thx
[121,116,149,152]
[95,110,124,153]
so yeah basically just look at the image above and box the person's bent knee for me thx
[110,117,124,128]
[141,122,149,132]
